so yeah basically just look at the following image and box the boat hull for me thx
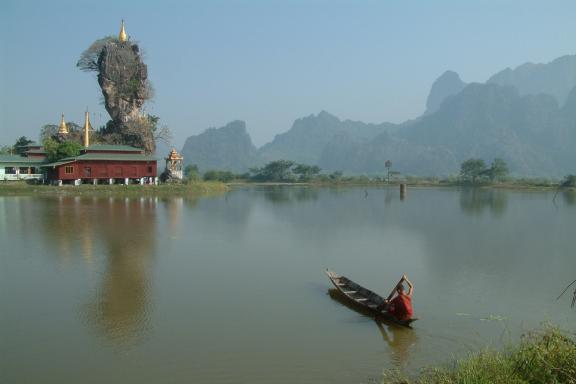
[325,270,417,328]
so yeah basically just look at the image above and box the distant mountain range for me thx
[181,54,576,177]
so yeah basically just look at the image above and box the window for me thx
[65,166,74,174]
[5,167,16,175]
[83,167,91,177]
[147,166,153,174]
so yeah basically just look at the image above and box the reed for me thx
[388,327,576,384]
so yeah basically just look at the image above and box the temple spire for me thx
[83,110,91,147]
[58,113,69,135]
[119,19,127,42]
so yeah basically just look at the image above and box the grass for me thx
[387,327,576,384]
[0,181,229,197]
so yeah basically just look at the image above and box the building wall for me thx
[84,150,142,155]
[49,160,157,180]
[1,165,44,181]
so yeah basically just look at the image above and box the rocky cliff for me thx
[425,70,467,114]
[181,121,259,172]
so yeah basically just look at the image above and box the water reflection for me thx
[376,322,417,369]
[262,186,319,204]
[562,191,576,206]
[328,289,417,368]
[459,188,508,216]
[88,197,157,345]
[39,196,157,345]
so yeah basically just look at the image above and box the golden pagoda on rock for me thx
[83,111,91,147]
[58,113,69,135]
[119,19,127,42]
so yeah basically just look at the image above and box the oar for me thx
[386,276,405,301]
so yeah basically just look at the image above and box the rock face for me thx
[259,111,393,165]
[179,53,576,177]
[425,70,467,114]
[180,121,259,172]
[488,55,576,106]
[98,41,149,123]
[96,40,155,153]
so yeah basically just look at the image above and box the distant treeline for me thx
[183,159,576,188]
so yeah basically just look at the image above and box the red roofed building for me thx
[43,144,157,185]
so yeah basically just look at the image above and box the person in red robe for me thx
[382,274,414,321]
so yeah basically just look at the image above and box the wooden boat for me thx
[325,270,417,328]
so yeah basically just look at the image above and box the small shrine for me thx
[165,148,184,180]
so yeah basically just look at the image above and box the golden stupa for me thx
[58,113,69,135]
[119,19,127,42]
[83,111,91,147]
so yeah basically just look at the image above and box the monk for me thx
[379,274,414,321]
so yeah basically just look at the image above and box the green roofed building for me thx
[1,142,158,185]
[0,154,46,181]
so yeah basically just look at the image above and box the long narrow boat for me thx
[325,270,417,328]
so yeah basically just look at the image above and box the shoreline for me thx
[227,180,575,192]
[1,180,574,196]
[386,326,575,384]
[0,181,229,197]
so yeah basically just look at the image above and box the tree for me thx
[13,136,33,155]
[203,170,235,182]
[561,175,576,187]
[385,160,393,182]
[76,36,115,72]
[293,164,321,181]
[184,164,200,182]
[460,158,487,184]
[329,171,343,181]
[43,138,82,162]
[0,145,13,154]
[251,160,295,181]
[486,158,509,182]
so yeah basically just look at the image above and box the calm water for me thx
[1,186,575,383]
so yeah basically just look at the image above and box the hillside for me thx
[180,54,576,177]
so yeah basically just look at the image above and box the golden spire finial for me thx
[58,113,69,135]
[119,19,127,42]
[83,110,91,147]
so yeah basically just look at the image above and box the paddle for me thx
[376,275,405,313]
[386,276,405,302]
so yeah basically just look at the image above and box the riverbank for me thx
[0,181,229,196]
[386,327,576,384]
[227,179,575,192]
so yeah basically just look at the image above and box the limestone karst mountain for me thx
[181,121,259,172]
[258,111,394,165]
[77,21,156,153]
[425,70,467,115]
[487,54,576,106]
[181,53,576,177]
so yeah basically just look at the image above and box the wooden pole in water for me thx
[400,183,407,200]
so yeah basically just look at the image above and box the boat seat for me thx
[343,291,357,294]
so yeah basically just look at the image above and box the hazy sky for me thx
[1,0,576,148]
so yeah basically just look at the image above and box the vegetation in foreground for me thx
[386,327,576,384]
[0,181,228,196]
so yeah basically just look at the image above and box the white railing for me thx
[1,174,45,181]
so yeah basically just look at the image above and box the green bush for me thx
[203,170,236,182]
[388,327,576,384]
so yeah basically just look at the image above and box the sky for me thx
[1,0,576,148]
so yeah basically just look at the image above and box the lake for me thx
[1,186,575,383]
